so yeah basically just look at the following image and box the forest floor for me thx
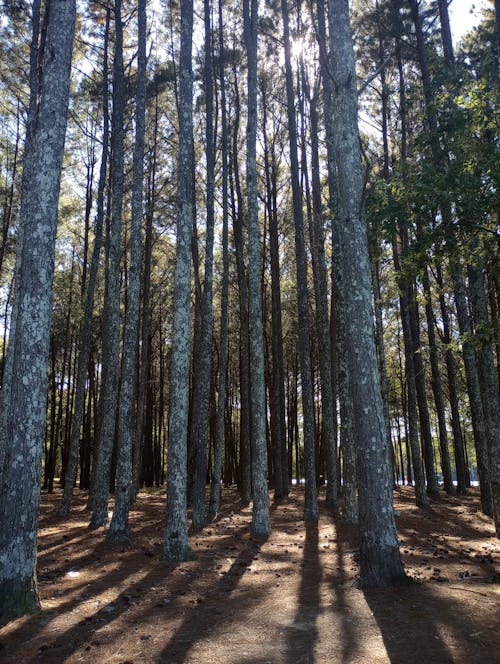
[0,486,498,664]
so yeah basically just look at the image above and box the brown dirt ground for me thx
[0,486,498,664]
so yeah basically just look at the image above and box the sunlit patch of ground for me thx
[0,486,498,663]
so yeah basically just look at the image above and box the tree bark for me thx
[208,0,230,519]
[327,0,406,587]
[58,6,110,517]
[243,0,271,536]
[108,0,147,541]
[89,0,126,529]
[190,0,216,529]
[163,0,195,561]
[0,0,76,624]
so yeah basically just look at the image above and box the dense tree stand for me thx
[1,0,499,628]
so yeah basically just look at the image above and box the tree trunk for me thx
[108,0,147,541]
[58,7,110,517]
[190,0,216,530]
[261,80,288,501]
[0,0,75,624]
[327,0,406,587]
[230,66,252,506]
[281,0,318,522]
[243,0,271,536]
[309,92,338,510]
[208,0,230,519]
[392,241,428,507]
[422,267,455,495]
[89,0,125,529]
[163,0,195,561]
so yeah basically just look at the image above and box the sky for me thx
[449,0,489,43]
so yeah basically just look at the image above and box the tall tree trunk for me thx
[393,241,428,507]
[422,267,455,495]
[89,0,126,529]
[0,0,76,624]
[408,282,439,497]
[190,0,216,529]
[163,0,195,561]
[281,0,318,521]
[208,0,230,519]
[327,0,406,587]
[131,89,158,501]
[243,0,271,536]
[316,0,351,509]
[309,92,338,510]
[108,0,147,540]
[261,79,288,500]
[230,66,252,505]
[435,264,469,493]
[58,7,110,516]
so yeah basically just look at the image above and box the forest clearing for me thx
[1,0,500,650]
[0,486,498,663]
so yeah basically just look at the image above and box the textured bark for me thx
[327,0,406,587]
[89,0,126,529]
[108,0,147,541]
[0,0,75,624]
[208,0,230,519]
[316,0,344,502]
[230,70,252,506]
[334,246,358,522]
[0,0,42,487]
[243,0,271,537]
[163,0,195,561]
[58,8,110,517]
[281,0,318,522]
[190,0,216,530]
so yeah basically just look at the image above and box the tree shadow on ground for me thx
[329,517,360,662]
[364,579,499,664]
[284,520,321,664]
[1,490,254,662]
[158,534,267,663]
